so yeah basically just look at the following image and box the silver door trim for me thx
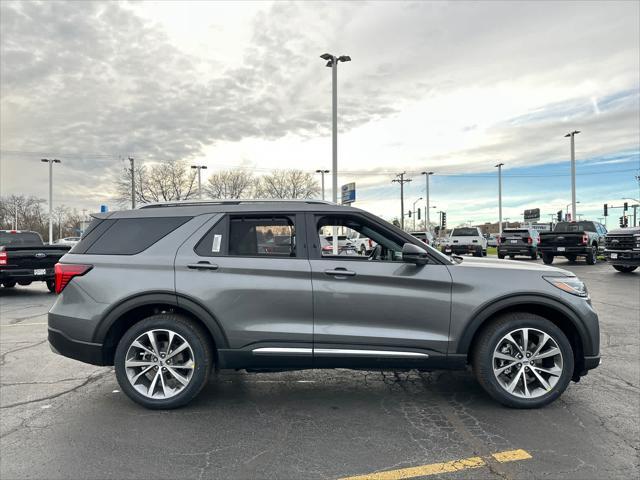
[313,348,429,358]
[252,347,312,356]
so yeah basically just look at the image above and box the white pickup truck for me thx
[442,227,487,257]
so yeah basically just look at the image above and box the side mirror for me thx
[402,243,428,265]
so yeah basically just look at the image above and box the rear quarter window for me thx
[80,217,191,255]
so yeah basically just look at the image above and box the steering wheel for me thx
[368,244,382,261]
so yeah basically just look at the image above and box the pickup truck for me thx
[442,227,487,257]
[604,226,640,273]
[539,221,607,265]
[0,230,71,292]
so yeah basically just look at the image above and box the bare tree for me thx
[257,170,320,199]
[205,170,255,199]
[0,195,48,236]
[115,160,198,206]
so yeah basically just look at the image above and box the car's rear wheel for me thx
[565,254,577,262]
[115,314,212,409]
[2,281,16,288]
[46,279,55,293]
[530,249,538,260]
[613,265,637,273]
[585,245,597,265]
[498,253,505,259]
[542,253,554,264]
[472,313,574,408]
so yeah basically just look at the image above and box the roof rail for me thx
[138,199,337,209]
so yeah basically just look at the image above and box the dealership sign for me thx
[341,182,356,205]
[524,208,540,222]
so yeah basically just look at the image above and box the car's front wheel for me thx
[472,313,574,408]
[115,314,212,409]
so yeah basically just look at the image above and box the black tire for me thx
[565,254,577,263]
[359,245,366,256]
[498,253,505,259]
[2,281,16,288]
[115,313,213,409]
[17,281,32,286]
[530,249,538,260]
[613,265,637,273]
[46,279,55,293]
[472,312,574,408]
[474,247,482,257]
[542,253,554,264]
[482,250,487,257]
[509,254,515,259]
[585,245,597,265]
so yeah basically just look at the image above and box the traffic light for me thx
[417,208,421,220]
[624,202,628,212]
[557,210,562,222]
[407,210,412,218]
[441,212,447,228]
[604,204,608,216]
[620,216,628,228]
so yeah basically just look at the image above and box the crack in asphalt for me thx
[0,339,48,366]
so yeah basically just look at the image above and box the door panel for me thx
[174,213,313,367]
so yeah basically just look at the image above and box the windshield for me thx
[554,222,595,232]
[451,228,478,236]
[0,232,43,246]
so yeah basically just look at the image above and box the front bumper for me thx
[604,249,640,266]
[48,327,106,365]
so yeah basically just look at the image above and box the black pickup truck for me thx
[539,221,607,265]
[0,230,71,292]
[604,226,640,273]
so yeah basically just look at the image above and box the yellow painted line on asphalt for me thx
[339,449,532,480]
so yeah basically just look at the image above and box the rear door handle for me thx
[324,268,356,277]
[187,262,219,271]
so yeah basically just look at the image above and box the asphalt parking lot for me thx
[1,259,638,480]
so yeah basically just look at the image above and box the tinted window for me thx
[229,216,296,257]
[554,221,596,232]
[85,217,191,255]
[0,232,43,246]
[451,228,479,236]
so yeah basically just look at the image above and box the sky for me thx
[1,0,639,228]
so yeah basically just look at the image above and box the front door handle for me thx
[324,268,356,277]
[187,262,219,271]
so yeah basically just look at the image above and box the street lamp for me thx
[412,197,423,231]
[315,169,330,200]
[564,201,580,221]
[421,171,434,233]
[191,165,208,199]
[319,53,351,205]
[41,159,61,244]
[564,130,580,223]
[495,163,504,234]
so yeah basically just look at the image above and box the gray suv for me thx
[48,200,600,409]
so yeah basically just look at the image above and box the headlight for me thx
[544,276,588,297]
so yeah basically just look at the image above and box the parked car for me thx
[0,230,71,292]
[498,229,541,260]
[346,230,375,255]
[410,231,435,247]
[49,200,600,410]
[539,221,606,265]
[604,226,639,273]
[320,235,357,256]
[486,234,498,247]
[55,236,81,246]
[442,227,487,257]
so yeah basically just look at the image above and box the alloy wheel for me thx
[124,329,195,399]
[492,327,564,399]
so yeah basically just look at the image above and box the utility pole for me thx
[315,169,330,200]
[129,157,135,209]
[564,130,580,223]
[191,165,208,199]
[495,163,504,234]
[392,172,412,230]
[41,159,61,244]
[421,171,434,232]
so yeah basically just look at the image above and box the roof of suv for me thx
[92,200,362,219]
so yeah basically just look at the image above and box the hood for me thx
[451,256,573,276]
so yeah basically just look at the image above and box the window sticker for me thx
[212,234,222,253]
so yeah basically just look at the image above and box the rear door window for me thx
[228,215,297,257]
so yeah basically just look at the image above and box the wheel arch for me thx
[95,291,229,365]
[458,294,590,378]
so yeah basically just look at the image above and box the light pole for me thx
[315,169,330,200]
[495,163,504,234]
[564,201,580,221]
[421,171,434,232]
[412,197,423,231]
[320,53,351,205]
[191,165,208,199]
[41,159,61,244]
[564,130,580,223]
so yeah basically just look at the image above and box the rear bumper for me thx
[444,244,483,254]
[0,267,54,282]
[604,250,640,266]
[498,246,535,255]
[539,246,590,255]
[48,327,106,366]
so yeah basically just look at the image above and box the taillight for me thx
[368,239,372,248]
[581,234,588,245]
[528,237,533,245]
[0,251,7,266]
[54,263,92,294]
